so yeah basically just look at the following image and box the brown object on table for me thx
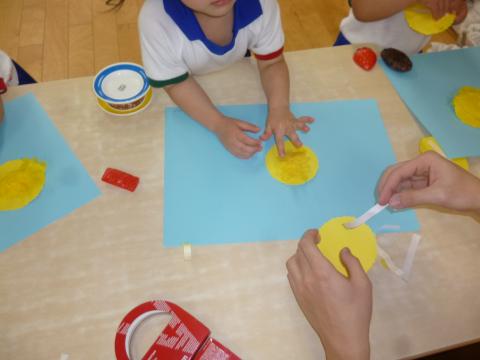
[381,48,413,72]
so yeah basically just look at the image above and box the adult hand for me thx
[378,151,480,213]
[286,229,372,360]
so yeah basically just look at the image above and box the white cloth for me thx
[340,9,430,54]
[0,50,19,87]
[139,0,284,83]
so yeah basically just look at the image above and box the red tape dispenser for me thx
[115,300,241,360]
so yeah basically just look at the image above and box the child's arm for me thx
[165,77,263,159]
[257,55,314,157]
[351,0,451,22]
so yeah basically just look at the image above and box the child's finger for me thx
[235,143,257,159]
[238,132,262,147]
[260,127,273,141]
[288,130,303,148]
[298,116,315,124]
[235,119,260,133]
[274,132,286,157]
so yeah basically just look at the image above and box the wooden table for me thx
[1,46,479,360]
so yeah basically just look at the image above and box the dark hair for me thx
[105,0,125,10]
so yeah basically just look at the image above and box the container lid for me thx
[93,63,150,104]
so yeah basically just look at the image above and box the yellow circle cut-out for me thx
[453,86,480,128]
[404,4,455,35]
[265,141,318,185]
[317,216,377,277]
[0,158,47,211]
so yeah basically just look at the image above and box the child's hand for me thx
[214,116,262,159]
[449,0,468,24]
[420,0,451,19]
[377,152,480,213]
[260,106,314,157]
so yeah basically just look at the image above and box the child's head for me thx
[181,0,236,17]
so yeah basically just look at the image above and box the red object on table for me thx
[115,300,241,360]
[353,47,377,71]
[102,168,139,192]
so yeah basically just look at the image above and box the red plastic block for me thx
[102,168,139,192]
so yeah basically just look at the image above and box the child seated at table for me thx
[0,49,37,122]
[133,0,314,159]
[334,0,468,54]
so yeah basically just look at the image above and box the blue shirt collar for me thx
[164,0,263,55]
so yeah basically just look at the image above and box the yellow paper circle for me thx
[317,216,377,277]
[453,86,480,128]
[404,4,455,35]
[0,158,47,211]
[265,141,318,185]
[418,136,469,171]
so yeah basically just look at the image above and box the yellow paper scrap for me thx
[0,158,47,211]
[419,136,469,170]
[317,216,377,277]
[453,86,480,128]
[404,4,455,35]
[265,141,318,185]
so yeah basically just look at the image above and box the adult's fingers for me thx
[377,156,430,205]
[389,186,440,209]
[298,229,338,278]
[340,248,367,281]
[376,161,405,202]
[286,255,302,285]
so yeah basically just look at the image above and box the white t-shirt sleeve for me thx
[138,0,189,83]
[249,0,285,57]
[0,49,19,86]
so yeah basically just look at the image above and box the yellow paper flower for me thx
[0,158,47,211]
[453,86,480,128]
[317,216,377,277]
[265,141,318,185]
[404,4,455,35]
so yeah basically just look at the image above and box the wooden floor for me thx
[0,0,454,82]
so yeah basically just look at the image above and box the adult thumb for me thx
[340,248,366,280]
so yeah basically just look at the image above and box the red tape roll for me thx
[115,300,240,360]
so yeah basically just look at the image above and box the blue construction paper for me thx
[164,100,420,247]
[0,93,101,252]
[381,47,480,158]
